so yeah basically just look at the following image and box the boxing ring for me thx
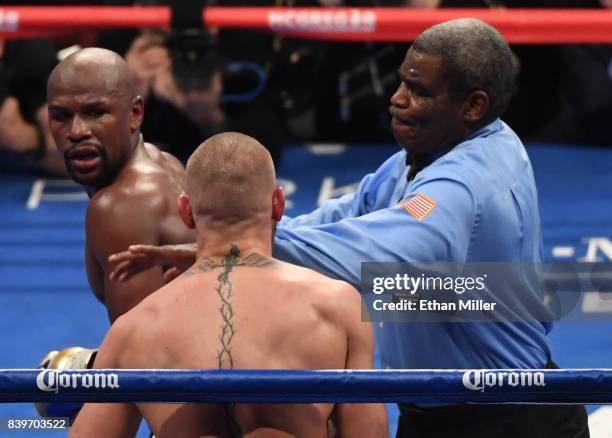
[2,5,612,436]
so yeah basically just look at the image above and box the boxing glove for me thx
[34,347,98,420]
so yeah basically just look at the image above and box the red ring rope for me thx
[1,7,612,43]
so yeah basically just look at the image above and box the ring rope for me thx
[1,7,612,43]
[2,369,612,404]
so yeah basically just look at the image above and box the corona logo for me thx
[462,370,545,392]
[36,370,120,393]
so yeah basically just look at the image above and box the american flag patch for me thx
[399,194,436,221]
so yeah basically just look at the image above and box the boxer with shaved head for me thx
[47,47,194,323]
[69,132,387,438]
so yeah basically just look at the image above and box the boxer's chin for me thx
[67,163,111,189]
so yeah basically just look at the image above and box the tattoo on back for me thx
[185,243,273,367]
[216,244,239,370]
[186,244,274,438]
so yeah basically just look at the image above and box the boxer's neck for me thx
[194,219,273,262]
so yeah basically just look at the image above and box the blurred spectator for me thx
[120,29,227,159]
[96,0,286,166]
[94,2,214,155]
[0,39,67,175]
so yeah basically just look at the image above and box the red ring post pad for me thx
[1,369,612,404]
[2,7,612,43]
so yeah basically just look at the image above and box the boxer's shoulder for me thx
[87,171,169,219]
[274,262,361,320]
[279,261,358,297]
[105,295,175,367]
[84,180,166,256]
[141,142,186,184]
[144,142,184,171]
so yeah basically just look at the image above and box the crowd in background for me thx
[1,0,611,176]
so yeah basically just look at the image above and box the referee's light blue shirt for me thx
[274,119,551,370]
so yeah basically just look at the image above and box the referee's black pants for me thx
[396,362,589,438]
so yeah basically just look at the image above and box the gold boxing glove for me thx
[34,347,98,419]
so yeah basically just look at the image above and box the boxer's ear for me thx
[177,193,196,229]
[130,96,145,132]
[272,186,285,221]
